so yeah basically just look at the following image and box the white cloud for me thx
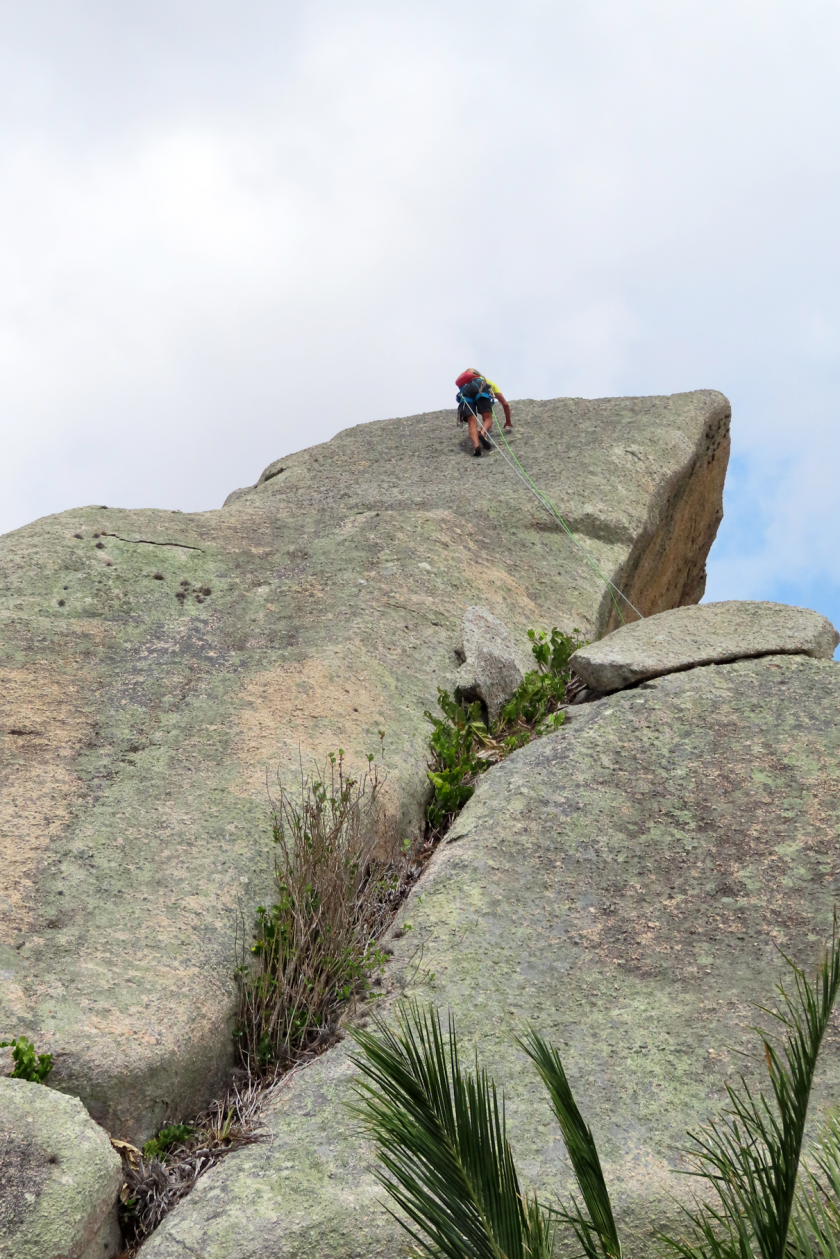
[0,0,838,641]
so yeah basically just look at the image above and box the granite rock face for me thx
[144,653,840,1259]
[455,605,528,721]
[0,390,729,1142]
[0,1078,122,1258]
[571,600,840,693]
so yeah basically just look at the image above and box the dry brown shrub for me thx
[235,748,409,1074]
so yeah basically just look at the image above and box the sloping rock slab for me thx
[455,605,528,721]
[571,599,839,693]
[0,1078,122,1258]
[0,390,729,1142]
[145,654,840,1258]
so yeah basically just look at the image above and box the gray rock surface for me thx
[0,390,729,1142]
[0,1078,122,1258]
[455,605,528,721]
[571,600,839,693]
[144,653,840,1259]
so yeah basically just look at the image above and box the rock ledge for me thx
[570,600,840,693]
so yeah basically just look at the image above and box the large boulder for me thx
[144,652,840,1257]
[0,390,729,1143]
[454,605,529,721]
[571,599,840,693]
[0,1078,122,1258]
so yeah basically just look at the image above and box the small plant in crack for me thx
[425,627,586,838]
[234,746,411,1075]
[116,1075,275,1253]
[0,1035,53,1083]
[116,736,417,1252]
[142,1123,194,1160]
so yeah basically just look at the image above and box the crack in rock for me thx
[100,533,203,551]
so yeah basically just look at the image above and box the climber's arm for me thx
[494,391,512,427]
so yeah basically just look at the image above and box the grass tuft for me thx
[116,1069,295,1253]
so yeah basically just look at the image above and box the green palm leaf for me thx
[349,1001,555,1259]
[665,919,840,1259]
[519,1029,622,1259]
[790,1113,840,1259]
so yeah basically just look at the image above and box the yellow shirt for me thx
[469,371,501,394]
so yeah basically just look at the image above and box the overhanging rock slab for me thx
[145,654,840,1258]
[571,599,840,694]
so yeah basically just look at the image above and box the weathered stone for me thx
[455,605,528,721]
[0,390,729,1142]
[144,654,840,1258]
[0,1078,122,1258]
[571,599,840,693]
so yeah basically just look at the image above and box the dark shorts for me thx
[457,395,494,422]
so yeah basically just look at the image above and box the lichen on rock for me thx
[0,1077,122,1258]
[571,599,840,693]
[0,390,729,1146]
[143,653,840,1258]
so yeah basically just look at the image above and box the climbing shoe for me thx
[479,434,492,450]
[473,446,482,457]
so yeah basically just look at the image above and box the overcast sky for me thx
[1,0,839,639]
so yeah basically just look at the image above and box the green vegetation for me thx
[142,1123,194,1160]
[351,1002,557,1259]
[235,748,407,1075]
[0,1035,53,1083]
[792,1113,840,1259]
[670,930,840,1259]
[119,1076,269,1251]
[425,628,585,834]
[350,923,840,1259]
[234,629,584,1072]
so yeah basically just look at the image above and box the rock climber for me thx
[455,369,512,457]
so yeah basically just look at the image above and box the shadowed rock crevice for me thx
[99,533,205,550]
[599,394,730,633]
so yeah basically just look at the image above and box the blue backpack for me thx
[456,374,492,420]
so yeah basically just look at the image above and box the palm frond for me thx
[519,1029,622,1259]
[349,1001,555,1259]
[790,1113,840,1259]
[665,916,840,1259]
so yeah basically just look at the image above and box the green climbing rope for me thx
[476,410,643,626]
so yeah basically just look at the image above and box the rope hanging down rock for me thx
[464,400,644,626]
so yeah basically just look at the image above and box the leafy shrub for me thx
[142,1123,194,1160]
[499,626,581,726]
[425,627,585,835]
[235,749,406,1074]
[350,925,840,1259]
[0,1035,53,1083]
[425,692,488,832]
